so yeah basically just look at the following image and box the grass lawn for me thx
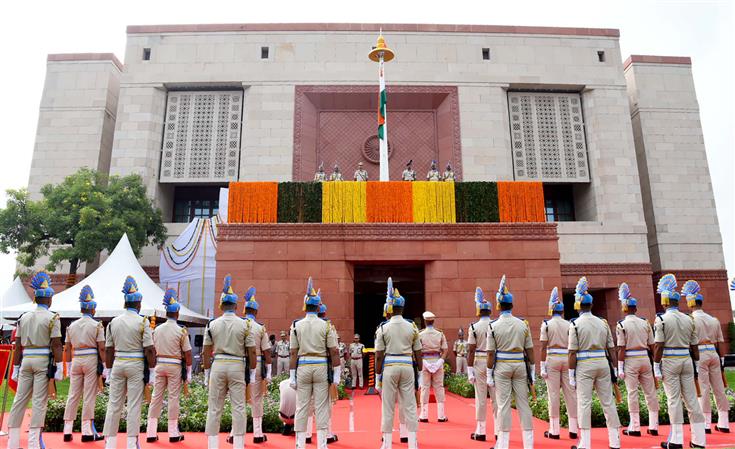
[0,379,70,412]
[726,369,735,387]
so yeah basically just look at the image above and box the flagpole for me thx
[369,30,395,182]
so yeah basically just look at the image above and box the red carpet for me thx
[6,391,734,448]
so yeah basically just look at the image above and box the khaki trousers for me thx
[456,356,467,375]
[8,357,49,429]
[103,360,144,437]
[575,359,620,430]
[698,351,729,417]
[473,357,497,422]
[350,358,364,387]
[420,365,445,404]
[546,355,577,420]
[494,362,533,431]
[662,356,704,425]
[64,355,99,421]
[623,356,658,415]
[295,364,330,432]
[249,361,267,419]
[381,365,418,433]
[277,357,290,375]
[205,360,247,436]
[148,362,183,421]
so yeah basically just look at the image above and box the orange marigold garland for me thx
[366,182,413,223]
[227,182,278,223]
[497,181,545,222]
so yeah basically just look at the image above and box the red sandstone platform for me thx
[6,391,734,448]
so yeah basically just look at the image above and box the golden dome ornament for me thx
[368,30,395,62]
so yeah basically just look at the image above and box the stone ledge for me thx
[47,53,123,71]
[561,262,653,276]
[623,55,691,70]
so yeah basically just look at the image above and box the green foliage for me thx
[444,373,474,398]
[454,182,499,223]
[277,182,322,223]
[728,322,735,352]
[0,168,167,275]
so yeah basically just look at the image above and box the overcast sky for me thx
[1,0,733,305]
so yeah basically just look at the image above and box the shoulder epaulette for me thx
[601,318,608,324]
[617,319,624,326]
[570,317,578,325]
[257,321,264,326]
[637,316,647,322]
[543,319,548,324]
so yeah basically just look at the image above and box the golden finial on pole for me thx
[368,28,395,62]
[368,28,396,181]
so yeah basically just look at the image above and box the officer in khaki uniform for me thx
[540,287,578,440]
[243,286,273,443]
[63,285,107,442]
[349,334,365,388]
[684,280,730,434]
[418,311,448,422]
[377,302,409,443]
[202,276,256,449]
[375,277,422,449]
[615,283,659,437]
[453,329,468,375]
[567,277,620,449]
[485,276,535,449]
[7,271,63,449]
[147,288,192,443]
[289,278,340,449]
[317,303,339,443]
[103,276,156,449]
[653,274,706,448]
[276,331,291,375]
[466,287,497,441]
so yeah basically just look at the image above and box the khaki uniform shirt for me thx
[349,343,365,359]
[106,309,153,351]
[203,311,255,356]
[419,327,448,354]
[616,315,654,349]
[247,317,271,357]
[691,310,724,344]
[354,169,368,181]
[468,317,491,351]
[654,308,698,347]
[276,340,290,357]
[540,315,570,348]
[375,315,421,354]
[152,319,191,357]
[453,339,468,357]
[65,315,104,348]
[401,169,416,181]
[486,313,533,353]
[18,306,61,347]
[568,312,614,351]
[290,313,337,356]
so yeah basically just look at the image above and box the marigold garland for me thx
[322,182,367,223]
[227,182,278,223]
[366,182,413,223]
[497,181,545,222]
[412,182,456,223]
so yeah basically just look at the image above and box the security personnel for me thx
[540,287,578,440]
[653,274,706,448]
[243,287,273,443]
[466,287,496,441]
[289,278,340,449]
[418,311,448,422]
[63,285,106,442]
[202,275,257,449]
[377,302,409,443]
[684,280,729,433]
[279,378,297,435]
[103,276,156,449]
[375,277,422,449]
[276,331,291,375]
[349,334,365,388]
[147,288,192,443]
[485,276,535,449]
[615,283,659,437]
[568,276,621,449]
[317,302,339,443]
[7,271,63,449]
[337,336,347,376]
[453,329,468,375]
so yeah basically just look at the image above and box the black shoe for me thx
[569,432,577,440]
[715,426,730,433]
[689,443,705,448]
[400,437,408,443]
[661,442,683,449]
[81,435,104,443]
[282,425,294,436]
[146,436,159,443]
[704,429,711,434]
[543,431,559,440]
[327,435,338,444]
[438,417,448,423]
[418,419,428,423]
[253,436,267,444]
[64,434,73,442]
[226,436,234,444]
[494,434,497,441]
[571,446,578,449]
[169,436,185,443]
[305,437,312,444]
[647,429,659,436]
[470,433,486,441]
[622,430,641,437]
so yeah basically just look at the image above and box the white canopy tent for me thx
[0,277,34,331]
[1,234,209,326]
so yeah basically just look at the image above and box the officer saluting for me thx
[243,286,273,444]
[202,276,256,449]
[540,287,578,440]
[567,277,620,449]
[63,285,106,442]
[102,276,156,449]
[7,271,63,449]
[615,283,659,437]
[466,287,497,442]
[485,276,535,449]
[375,277,421,449]
[418,311,448,423]
[289,277,340,449]
[653,274,706,448]
[147,288,192,443]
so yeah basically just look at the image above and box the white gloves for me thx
[721,357,726,369]
[418,372,424,386]
[266,365,272,382]
[653,362,662,379]
[11,365,19,382]
[54,362,64,381]
[569,369,576,388]
[540,361,548,379]
[530,369,536,384]
[289,369,297,390]
[438,358,445,368]
[333,369,341,385]
[148,366,156,384]
[486,368,494,387]
[102,366,110,380]
[186,366,192,383]
[467,366,476,384]
[375,375,382,393]
[249,369,257,383]
[694,361,700,375]
[204,368,210,386]
[618,361,625,380]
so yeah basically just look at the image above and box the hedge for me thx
[454,182,499,223]
[277,182,322,223]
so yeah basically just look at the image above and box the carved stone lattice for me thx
[160,90,243,183]
[508,92,589,182]
[362,135,393,163]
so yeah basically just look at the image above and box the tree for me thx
[0,168,167,282]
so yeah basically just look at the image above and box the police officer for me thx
[653,274,706,448]
[453,329,468,375]
[242,287,273,444]
[466,287,496,441]
[103,276,156,449]
[317,302,339,443]
[7,271,63,449]
[684,280,731,434]
[568,277,620,449]
[485,276,535,449]
[540,287,578,440]
[202,275,257,449]
[375,277,421,449]
[377,302,409,443]
[349,334,365,389]
[63,285,106,442]
[276,331,291,375]
[289,278,340,449]
[418,311,448,422]
[147,288,192,443]
[615,283,659,437]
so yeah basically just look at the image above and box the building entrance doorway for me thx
[353,264,425,348]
